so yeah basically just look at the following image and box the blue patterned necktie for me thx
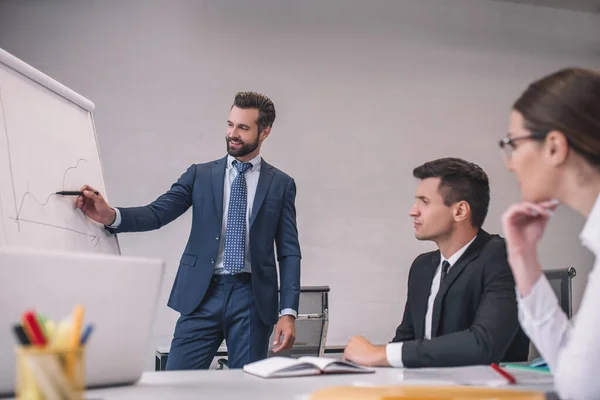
[223,160,253,274]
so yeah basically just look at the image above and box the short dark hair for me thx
[232,92,276,134]
[413,158,490,228]
[513,67,600,167]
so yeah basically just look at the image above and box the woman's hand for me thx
[501,199,559,296]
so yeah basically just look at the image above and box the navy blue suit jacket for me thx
[108,156,301,325]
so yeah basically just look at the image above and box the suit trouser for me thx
[165,273,273,370]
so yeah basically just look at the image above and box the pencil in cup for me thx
[15,345,86,400]
[66,305,84,382]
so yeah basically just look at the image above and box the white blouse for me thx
[518,194,600,400]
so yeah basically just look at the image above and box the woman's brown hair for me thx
[513,67,600,166]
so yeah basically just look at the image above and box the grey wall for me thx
[489,0,600,13]
[1,0,599,370]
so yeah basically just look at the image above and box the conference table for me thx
[86,365,557,400]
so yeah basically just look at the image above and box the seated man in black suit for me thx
[344,157,529,368]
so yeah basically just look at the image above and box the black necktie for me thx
[441,260,451,282]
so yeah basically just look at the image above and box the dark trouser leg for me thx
[166,281,225,370]
[222,273,273,369]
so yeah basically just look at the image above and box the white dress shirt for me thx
[110,154,296,317]
[386,236,477,368]
[517,194,600,400]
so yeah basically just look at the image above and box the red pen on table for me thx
[490,363,517,384]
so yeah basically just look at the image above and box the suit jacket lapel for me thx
[211,156,227,219]
[430,230,491,337]
[250,160,275,226]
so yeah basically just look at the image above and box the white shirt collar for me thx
[580,193,600,255]
[442,234,477,267]
[226,154,262,171]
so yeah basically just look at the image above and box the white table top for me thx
[86,366,556,400]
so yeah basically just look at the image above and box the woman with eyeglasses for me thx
[500,67,600,400]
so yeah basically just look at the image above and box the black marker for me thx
[12,324,30,346]
[55,190,99,196]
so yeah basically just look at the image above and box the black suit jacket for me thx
[392,229,529,368]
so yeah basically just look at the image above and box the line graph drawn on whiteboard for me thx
[0,116,108,250]
[8,158,102,247]
[0,62,119,254]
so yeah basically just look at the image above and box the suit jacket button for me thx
[210,258,215,264]
[215,235,220,240]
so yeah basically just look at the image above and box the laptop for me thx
[0,246,165,396]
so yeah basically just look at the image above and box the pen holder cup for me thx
[15,346,86,400]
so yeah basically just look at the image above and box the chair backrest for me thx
[268,286,330,358]
[528,267,576,361]
[543,267,576,318]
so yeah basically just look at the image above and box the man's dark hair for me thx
[232,92,276,134]
[413,157,490,228]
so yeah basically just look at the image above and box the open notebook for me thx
[243,356,375,378]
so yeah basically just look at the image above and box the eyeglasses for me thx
[498,131,548,159]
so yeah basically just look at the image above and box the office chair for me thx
[527,267,576,361]
[544,267,576,318]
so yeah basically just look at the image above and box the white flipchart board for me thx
[0,48,119,254]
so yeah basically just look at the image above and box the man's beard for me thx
[226,135,260,158]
